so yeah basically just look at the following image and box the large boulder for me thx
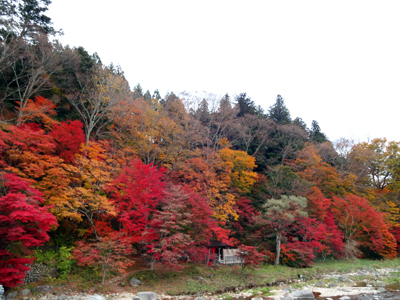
[134,292,158,300]
[290,290,315,300]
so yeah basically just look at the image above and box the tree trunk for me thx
[101,268,106,285]
[275,231,282,265]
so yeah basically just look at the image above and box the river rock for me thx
[375,281,385,287]
[338,275,349,282]
[284,287,297,293]
[57,295,68,300]
[377,288,386,293]
[194,298,206,300]
[5,292,17,300]
[196,277,209,285]
[281,297,293,300]
[129,278,141,287]
[290,290,315,299]
[34,286,53,293]
[20,290,31,296]
[134,292,158,300]
[83,295,106,300]
[339,297,350,300]
[118,293,135,300]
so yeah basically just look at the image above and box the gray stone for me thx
[251,298,263,300]
[129,278,141,287]
[284,287,297,293]
[5,292,18,300]
[367,284,373,287]
[328,283,337,288]
[290,290,315,300]
[134,292,158,300]
[376,281,385,287]
[338,275,349,282]
[196,277,209,285]
[339,297,350,300]
[21,290,31,296]
[281,297,293,300]
[315,281,324,287]
[194,298,205,300]
[83,295,106,300]
[33,286,53,293]
[58,295,68,300]
[0,286,3,297]
[377,288,386,293]
[326,298,333,300]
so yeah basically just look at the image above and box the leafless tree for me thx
[66,66,131,143]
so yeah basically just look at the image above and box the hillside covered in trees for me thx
[1,0,400,288]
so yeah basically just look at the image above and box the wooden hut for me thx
[207,240,243,265]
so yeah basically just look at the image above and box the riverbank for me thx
[3,259,400,300]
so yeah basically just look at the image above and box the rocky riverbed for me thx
[2,267,400,300]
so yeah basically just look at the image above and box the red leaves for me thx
[235,244,263,273]
[331,194,396,258]
[0,173,57,287]
[108,159,166,242]
[73,230,134,285]
[49,120,85,163]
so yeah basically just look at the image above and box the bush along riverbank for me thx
[2,259,400,300]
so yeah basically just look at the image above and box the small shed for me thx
[207,240,243,265]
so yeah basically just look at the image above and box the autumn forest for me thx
[1,0,400,289]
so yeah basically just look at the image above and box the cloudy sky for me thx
[48,1,400,143]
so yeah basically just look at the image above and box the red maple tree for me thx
[0,173,57,287]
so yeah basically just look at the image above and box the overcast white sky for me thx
[48,1,400,143]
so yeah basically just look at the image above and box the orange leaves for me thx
[16,96,58,128]
[67,142,117,227]
[291,143,356,197]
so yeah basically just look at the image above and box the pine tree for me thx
[268,95,291,125]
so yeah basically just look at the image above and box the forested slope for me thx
[1,0,400,288]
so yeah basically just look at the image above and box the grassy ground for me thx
[20,258,400,297]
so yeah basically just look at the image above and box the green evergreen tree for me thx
[143,90,151,101]
[132,83,143,99]
[0,0,59,39]
[268,95,291,125]
[309,120,328,143]
[235,92,256,117]
[152,89,161,100]
[293,117,308,130]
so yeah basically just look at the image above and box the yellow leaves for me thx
[210,192,238,222]
[219,147,258,194]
